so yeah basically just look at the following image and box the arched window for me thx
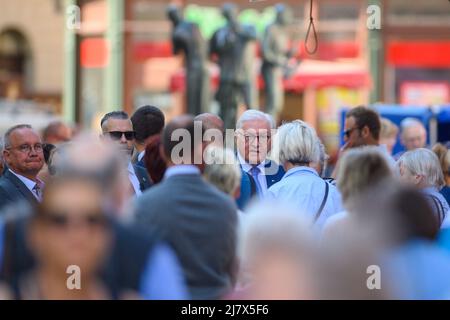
[0,28,32,98]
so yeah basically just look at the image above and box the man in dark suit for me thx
[100,111,152,196]
[235,110,285,210]
[130,105,165,169]
[0,125,45,211]
[133,115,238,300]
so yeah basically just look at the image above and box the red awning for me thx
[170,60,370,93]
[387,41,450,68]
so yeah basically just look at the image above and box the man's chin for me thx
[247,156,264,165]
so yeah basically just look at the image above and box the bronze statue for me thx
[167,4,210,115]
[210,3,257,129]
[261,4,295,118]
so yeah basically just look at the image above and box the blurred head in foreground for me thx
[336,146,392,210]
[238,201,319,299]
[25,173,113,299]
[49,132,131,217]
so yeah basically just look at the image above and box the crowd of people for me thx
[0,104,450,300]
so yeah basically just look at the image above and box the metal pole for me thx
[63,0,78,123]
[105,0,124,112]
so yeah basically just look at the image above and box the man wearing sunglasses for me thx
[100,111,152,197]
[0,124,45,211]
[334,106,395,178]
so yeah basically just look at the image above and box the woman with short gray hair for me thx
[267,120,343,231]
[398,148,449,226]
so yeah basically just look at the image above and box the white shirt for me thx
[237,152,268,196]
[266,166,343,232]
[9,169,43,202]
[127,162,142,196]
[138,151,146,162]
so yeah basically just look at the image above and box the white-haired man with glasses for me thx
[0,124,45,211]
[235,110,285,210]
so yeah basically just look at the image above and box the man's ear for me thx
[361,125,370,139]
[3,149,10,163]
[414,174,424,186]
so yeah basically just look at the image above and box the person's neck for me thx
[284,162,310,172]
[365,139,379,147]
[135,143,145,154]
[10,168,38,182]
[37,265,101,300]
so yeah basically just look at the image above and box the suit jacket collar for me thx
[132,164,152,192]
[3,170,39,205]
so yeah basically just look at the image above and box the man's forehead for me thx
[10,128,40,142]
[242,119,271,131]
[344,116,356,127]
[105,118,133,130]
[404,125,426,134]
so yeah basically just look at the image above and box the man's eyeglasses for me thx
[237,132,271,143]
[6,144,43,153]
[107,131,135,141]
[343,127,360,138]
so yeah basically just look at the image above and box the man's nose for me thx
[29,147,38,156]
[120,133,127,143]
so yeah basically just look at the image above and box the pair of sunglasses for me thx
[42,212,109,229]
[107,131,135,141]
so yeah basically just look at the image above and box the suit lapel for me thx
[4,170,38,205]
[264,160,275,188]
[264,160,284,188]
[133,165,152,192]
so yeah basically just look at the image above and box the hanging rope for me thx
[305,0,318,55]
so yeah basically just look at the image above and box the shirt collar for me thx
[127,162,136,175]
[283,166,319,179]
[423,186,440,194]
[164,165,201,180]
[138,151,146,162]
[8,169,42,190]
[237,152,266,173]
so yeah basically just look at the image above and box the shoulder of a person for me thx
[0,173,12,186]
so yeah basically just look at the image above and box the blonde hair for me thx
[432,143,450,177]
[203,146,242,196]
[380,118,398,139]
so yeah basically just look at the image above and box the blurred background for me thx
[0,0,449,155]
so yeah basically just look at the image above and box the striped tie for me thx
[33,181,43,202]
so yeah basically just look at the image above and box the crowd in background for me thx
[0,104,450,299]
